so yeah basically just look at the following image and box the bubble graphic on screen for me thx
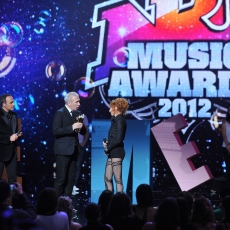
[209,106,226,131]
[0,22,23,47]
[34,10,52,34]
[45,61,66,81]
[17,97,25,106]
[0,26,7,46]
[113,47,130,67]
[39,10,52,21]
[14,94,35,110]
[74,77,95,99]
[0,46,17,78]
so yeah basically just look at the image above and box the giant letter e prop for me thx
[151,114,213,191]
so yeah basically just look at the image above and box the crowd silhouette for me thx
[1,180,230,230]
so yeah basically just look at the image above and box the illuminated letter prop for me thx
[151,114,213,191]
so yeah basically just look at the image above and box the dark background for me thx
[0,0,227,224]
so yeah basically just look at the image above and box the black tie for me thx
[7,112,11,120]
[5,112,12,128]
[70,111,76,122]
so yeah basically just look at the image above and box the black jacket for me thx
[52,106,86,155]
[0,108,19,161]
[106,114,126,154]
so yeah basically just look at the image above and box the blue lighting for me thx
[28,94,35,104]
[62,91,67,97]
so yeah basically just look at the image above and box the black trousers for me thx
[0,151,17,184]
[222,147,230,186]
[74,144,85,186]
[54,147,79,197]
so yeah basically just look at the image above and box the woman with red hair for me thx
[103,98,129,193]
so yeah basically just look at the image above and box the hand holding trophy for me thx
[74,114,84,133]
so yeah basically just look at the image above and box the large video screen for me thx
[0,0,228,201]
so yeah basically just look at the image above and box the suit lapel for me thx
[0,109,9,126]
[0,115,12,134]
[63,106,75,124]
[11,113,17,133]
[72,110,77,123]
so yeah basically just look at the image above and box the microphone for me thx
[103,138,108,155]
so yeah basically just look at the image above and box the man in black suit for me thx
[52,92,86,197]
[0,94,22,184]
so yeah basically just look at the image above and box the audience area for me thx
[1,179,230,230]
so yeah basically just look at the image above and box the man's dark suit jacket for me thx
[0,109,18,162]
[52,106,86,155]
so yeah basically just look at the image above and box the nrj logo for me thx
[85,0,230,88]
[85,0,230,119]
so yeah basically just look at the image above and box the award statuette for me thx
[74,114,84,133]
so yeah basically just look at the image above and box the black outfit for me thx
[132,205,149,230]
[0,193,36,229]
[52,106,86,197]
[0,108,19,184]
[104,114,127,192]
[80,221,111,230]
[10,193,36,219]
[106,114,126,159]
[103,216,140,230]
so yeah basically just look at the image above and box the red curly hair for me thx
[110,98,129,115]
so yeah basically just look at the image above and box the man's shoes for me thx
[72,185,80,195]
[73,185,79,191]
[72,189,79,196]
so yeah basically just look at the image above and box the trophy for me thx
[74,114,84,133]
